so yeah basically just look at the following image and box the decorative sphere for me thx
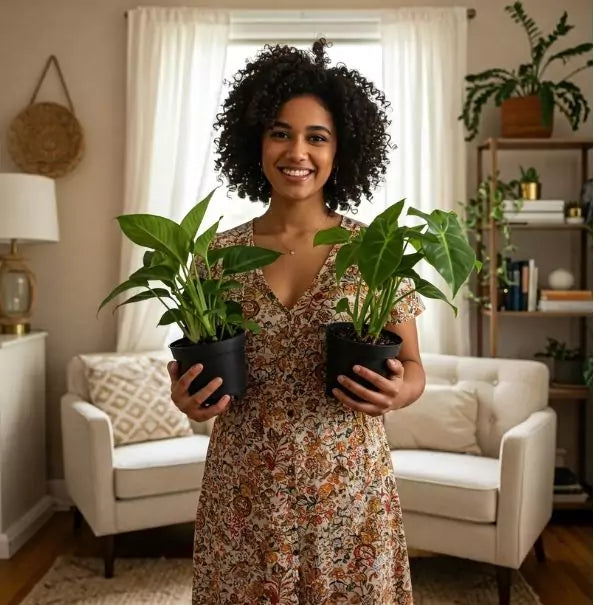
[548,268,575,290]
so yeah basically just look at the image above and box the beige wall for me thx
[0,0,591,479]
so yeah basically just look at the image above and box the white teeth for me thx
[281,168,311,177]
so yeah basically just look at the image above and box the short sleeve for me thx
[388,278,425,325]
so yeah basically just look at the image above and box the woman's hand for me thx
[332,358,405,417]
[167,361,231,421]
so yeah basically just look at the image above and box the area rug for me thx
[21,555,542,604]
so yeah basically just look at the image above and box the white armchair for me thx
[61,351,214,577]
[387,353,556,605]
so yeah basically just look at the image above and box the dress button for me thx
[287,410,294,418]
[292,549,299,555]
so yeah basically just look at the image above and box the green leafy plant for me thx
[460,1,593,141]
[98,190,281,343]
[313,201,480,344]
[535,337,583,361]
[519,166,540,183]
[458,175,522,308]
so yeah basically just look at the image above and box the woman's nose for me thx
[286,137,308,160]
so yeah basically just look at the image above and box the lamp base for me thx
[1,322,30,335]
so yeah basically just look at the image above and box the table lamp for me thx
[0,174,59,334]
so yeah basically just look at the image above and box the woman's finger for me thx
[166,360,180,381]
[171,363,204,401]
[186,394,231,422]
[336,374,386,405]
[351,364,398,395]
[332,387,385,417]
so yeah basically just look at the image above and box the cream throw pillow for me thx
[384,385,481,455]
[81,355,193,446]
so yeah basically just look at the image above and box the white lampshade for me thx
[0,173,59,244]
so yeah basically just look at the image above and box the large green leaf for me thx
[407,208,476,298]
[194,218,221,260]
[313,226,352,246]
[97,278,147,314]
[212,246,282,275]
[412,277,458,315]
[117,214,190,265]
[158,308,183,326]
[359,203,406,289]
[113,288,171,311]
[335,242,360,281]
[130,264,176,284]
[180,188,216,242]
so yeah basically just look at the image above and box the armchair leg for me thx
[534,534,546,563]
[103,535,115,578]
[72,507,83,533]
[495,566,511,605]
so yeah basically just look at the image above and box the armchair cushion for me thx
[384,385,481,454]
[392,450,499,523]
[113,434,210,499]
[80,354,193,446]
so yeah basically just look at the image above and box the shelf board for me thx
[479,223,588,231]
[549,383,590,400]
[478,137,592,151]
[481,309,592,318]
[553,498,593,511]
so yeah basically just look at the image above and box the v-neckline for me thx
[250,215,345,313]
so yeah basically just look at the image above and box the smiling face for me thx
[261,94,337,206]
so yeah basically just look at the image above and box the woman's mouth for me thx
[278,167,314,181]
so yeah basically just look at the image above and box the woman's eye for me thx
[270,130,288,139]
[309,135,327,143]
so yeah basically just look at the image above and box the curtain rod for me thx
[124,8,477,19]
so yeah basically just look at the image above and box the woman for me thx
[168,39,425,604]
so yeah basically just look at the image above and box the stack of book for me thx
[503,200,565,224]
[538,289,592,313]
[504,259,538,311]
[554,466,589,504]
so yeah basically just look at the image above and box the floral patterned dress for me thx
[192,216,424,604]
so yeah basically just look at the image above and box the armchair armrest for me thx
[496,407,557,568]
[60,393,117,535]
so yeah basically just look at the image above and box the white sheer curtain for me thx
[381,8,469,355]
[117,8,230,352]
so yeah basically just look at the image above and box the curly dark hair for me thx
[213,39,392,213]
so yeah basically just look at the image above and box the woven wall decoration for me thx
[8,55,84,178]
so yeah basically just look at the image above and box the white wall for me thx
[0,0,591,479]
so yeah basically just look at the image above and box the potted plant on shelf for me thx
[98,189,281,406]
[458,175,522,309]
[535,337,585,385]
[314,201,479,396]
[518,166,541,200]
[459,1,593,141]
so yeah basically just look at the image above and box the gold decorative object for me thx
[520,182,541,200]
[7,55,84,179]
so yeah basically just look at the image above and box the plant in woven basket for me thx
[458,175,522,309]
[459,2,593,141]
[314,201,479,396]
[98,189,281,405]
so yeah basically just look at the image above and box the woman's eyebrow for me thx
[271,120,333,135]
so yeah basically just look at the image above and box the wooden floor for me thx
[0,511,591,605]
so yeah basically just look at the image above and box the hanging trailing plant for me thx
[458,175,522,308]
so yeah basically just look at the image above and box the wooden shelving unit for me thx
[474,138,593,512]
[475,137,592,359]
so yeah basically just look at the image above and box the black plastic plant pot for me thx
[169,331,246,407]
[326,322,403,399]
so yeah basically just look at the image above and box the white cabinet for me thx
[0,332,53,558]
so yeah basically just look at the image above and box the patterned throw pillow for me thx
[80,355,193,446]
